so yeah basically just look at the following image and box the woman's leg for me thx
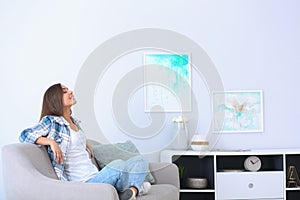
[119,155,148,192]
[86,159,126,191]
[87,156,148,192]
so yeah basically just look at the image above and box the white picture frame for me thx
[144,53,191,112]
[212,90,264,133]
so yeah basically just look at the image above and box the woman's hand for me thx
[86,141,94,159]
[49,140,64,164]
[36,137,64,164]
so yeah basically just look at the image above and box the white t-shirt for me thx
[64,129,98,182]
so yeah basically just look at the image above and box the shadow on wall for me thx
[0,146,7,200]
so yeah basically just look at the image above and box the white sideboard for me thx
[160,149,300,200]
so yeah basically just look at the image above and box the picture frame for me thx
[144,53,191,112]
[212,90,264,133]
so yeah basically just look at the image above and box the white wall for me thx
[1,0,300,199]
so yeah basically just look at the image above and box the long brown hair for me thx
[40,83,64,120]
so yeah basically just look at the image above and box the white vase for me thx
[172,122,189,150]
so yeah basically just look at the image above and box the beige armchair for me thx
[2,142,179,200]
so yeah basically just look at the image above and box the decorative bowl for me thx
[186,177,208,189]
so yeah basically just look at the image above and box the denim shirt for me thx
[19,115,81,181]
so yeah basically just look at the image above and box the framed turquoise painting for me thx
[144,53,191,112]
[212,90,264,133]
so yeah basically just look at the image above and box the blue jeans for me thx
[86,155,148,192]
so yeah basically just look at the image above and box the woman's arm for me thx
[36,137,64,164]
[86,140,94,158]
[19,116,64,164]
[19,116,53,143]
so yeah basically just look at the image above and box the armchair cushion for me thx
[93,140,139,168]
[92,140,155,183]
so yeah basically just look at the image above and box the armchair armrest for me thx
[35,178,119,200]
[2,143,119,200]
[149,162,179,190]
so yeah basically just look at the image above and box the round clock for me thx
[244,156,262,171]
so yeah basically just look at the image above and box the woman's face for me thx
[61,85,76,107]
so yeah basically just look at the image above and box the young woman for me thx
[19,83,150,200]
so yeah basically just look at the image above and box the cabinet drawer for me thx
[216,171,284,200]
